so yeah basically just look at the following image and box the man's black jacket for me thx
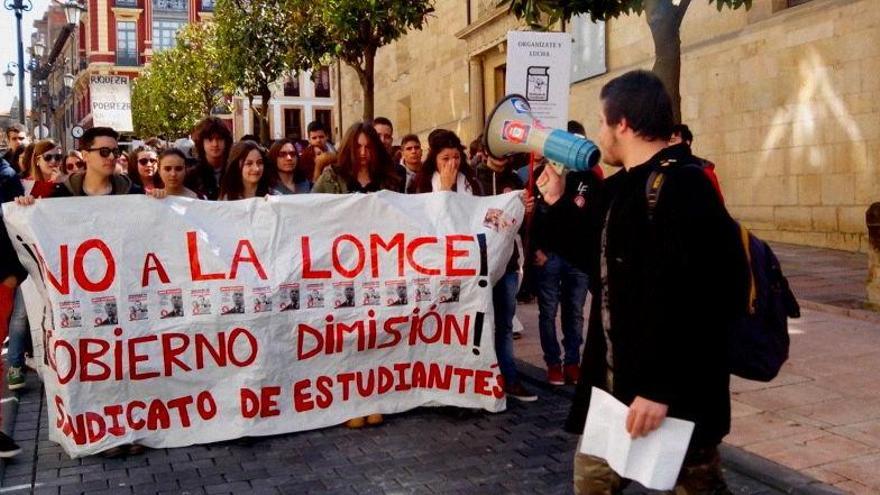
[566,144,748,449]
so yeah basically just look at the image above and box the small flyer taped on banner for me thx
[385,280,409,306]
[191,288,212,316]
[159,289,184,319]
[333,281,355,308]
[279,283,300,311]
[252,286,273,313]
[59,300,82,328]
[361,281,381,306]
[439,279,462,303]
[127,294,148,321]
[414,278,432,303]
[220,286,245,315]
[483,208,518,232]
[92,296,118,327]
[306,283,325,309]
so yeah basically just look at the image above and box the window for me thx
[116,21,138,66]
[283,74,300,97]
[201,0,214,10]
[116,0,137,7]
[314,109,332,142]
[284,108,302,140]
[152,0,187,52]
[314,66,331,98]
[153,0,186,10]
[152,20,185,52]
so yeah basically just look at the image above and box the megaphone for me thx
[483,94,600,172]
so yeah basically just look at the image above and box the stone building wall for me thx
[339,0,879,252]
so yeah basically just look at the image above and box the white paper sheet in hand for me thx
[579,387,695,491]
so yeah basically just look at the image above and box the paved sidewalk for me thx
[513,241,879,494]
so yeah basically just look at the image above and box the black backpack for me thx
[647,164,800,382]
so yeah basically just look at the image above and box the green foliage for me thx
[501,0,751,29]
[287,0,435,119]
[214,0,295,116]
[131,23,228,139]
[289,0,435,70]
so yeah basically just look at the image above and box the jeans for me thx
[493,270,520,386]
[536,253,589,367]
[7,286,31,368]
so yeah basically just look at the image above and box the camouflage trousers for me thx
[573,443,731,495]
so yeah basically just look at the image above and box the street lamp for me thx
[63,72,74,89]
[33,38,46,58]
[3,65,14,87]
[60,0,84,26]
[4,0,34,124]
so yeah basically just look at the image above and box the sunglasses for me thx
[138,157,158,165]
[42,153,64,162]
[278,151,297,158]
[66,161,85,172]
[86,147,121,158]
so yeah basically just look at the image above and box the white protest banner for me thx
[3,191,523,457]
[90,75,134,132]
[505,31,572,130]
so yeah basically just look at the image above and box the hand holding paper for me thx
[580,387,695,491]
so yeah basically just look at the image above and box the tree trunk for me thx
[645,0,690,124]
[259,84,272,145]
[357,46,376,121]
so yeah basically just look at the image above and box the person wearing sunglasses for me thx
[24,140,64,198]
[127,146,159,192]
[15,127,169,203]
[156,147,200,198]
[268,139,310,194]
[64,150,85,175]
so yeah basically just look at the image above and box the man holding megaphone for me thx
[485,71,746,494]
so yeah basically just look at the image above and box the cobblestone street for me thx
[0,357,785,495]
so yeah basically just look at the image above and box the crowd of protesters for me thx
[0,69,741,495]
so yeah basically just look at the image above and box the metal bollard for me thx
[866,203,880,306]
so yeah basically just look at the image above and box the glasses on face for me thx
[278,151,297,158]
[42,153,64,162]
[66,161,85,172]
[138,157,158,166]
[86,147,121,158]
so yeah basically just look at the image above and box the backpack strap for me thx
[740,225,758,315]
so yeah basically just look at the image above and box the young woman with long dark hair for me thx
[407,130,480,194]
[312,122,401,194]
[268,139,310,194]
[157,148,200,198]
[127,146,159,192]
[219,141,273,200]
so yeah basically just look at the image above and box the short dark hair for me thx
[567,120,586,136]
[400,134,420,147]
[600,70,673,142]
[307,121,327,135]
[671,124,693,144]
[372,117,393,131]
[239,134,260,143]
[5,123,26,136]
[79,127,119,151]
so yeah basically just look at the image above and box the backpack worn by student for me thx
[646,161,800,382]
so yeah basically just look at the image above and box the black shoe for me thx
[101,446,126,458]
[0,432,22,458]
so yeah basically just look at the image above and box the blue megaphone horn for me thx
[482,94,600,171]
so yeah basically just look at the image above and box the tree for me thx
[502,0,751,122]
[288,0,435,121]
[131,23,228,138]
[215,0,295,143]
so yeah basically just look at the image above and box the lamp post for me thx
[4,0,33,124]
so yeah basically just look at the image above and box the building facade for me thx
[233,66,336,143]
[339,0,878,253]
